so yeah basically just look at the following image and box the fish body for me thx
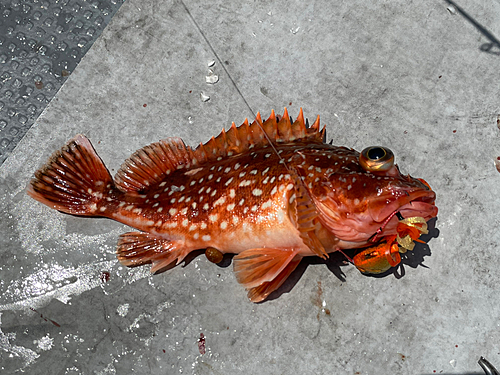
[28,109,437,302]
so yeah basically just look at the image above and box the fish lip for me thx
[369,189,437,223]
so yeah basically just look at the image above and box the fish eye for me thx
[359,146,395,172]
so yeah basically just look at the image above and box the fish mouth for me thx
[369,189,437,224]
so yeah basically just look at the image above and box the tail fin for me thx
[27,134,113,216]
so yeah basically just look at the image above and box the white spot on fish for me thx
[198,187,205,194]
[239,198,245,205]
[220,221,228,230]
[224,167,231,173]
[227,203,235,211]
[243,207,249,214]
[157,207,163,212]
[125,205,133,211]
[250,169,258,175]
[201,222,207,229]
[209,214,218,222]
[225,177,234,186]
[193,233,199,240]
[289,194,296,204]
[263,176,270,184]
[169,208,177,215]
[132,207,142,214]
[214,196,226,206]
[181,207,188,215]
[265,153,272,158]
[192,202,197,209]
[347,185,352,190]
[233,216,239,224]
[211,189,217,197]
[154,194,160,199]
[239,180,252,187]
[189,224,197,231]
[202,235,211,241]
[208,174,213,180]
[99,207,106,212]
[270,176,276,184]
[170,198,176,204]
[216,177,222,183]
[262,167,270,175]
[153,202,159,207]
[203,203,209,210]
[229,189,235,198]
[251,205,258,212]
[252,188,263,196]
[190,181,196,186]
[159,182,166,187]
[286,184,293,191]
[182,219,189,227]
[166,222,178,228]
[271,186,277,195]
[354,198,360,205]
[234,163,241,169]
[185,167,203,176]
[239,172,246,178]
[262,199,272,209]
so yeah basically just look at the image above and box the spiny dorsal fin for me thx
[114,137,197,192]
[193,108,325,164]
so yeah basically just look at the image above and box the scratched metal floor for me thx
[1,0,500,374]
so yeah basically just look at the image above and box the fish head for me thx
[314,146,437,246]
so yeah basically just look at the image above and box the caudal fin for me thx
[27,134,113,216]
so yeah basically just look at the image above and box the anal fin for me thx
[233,248,302,302]
[117,232,189,273]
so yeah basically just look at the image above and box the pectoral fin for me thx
[116,232,190,273]
[233,248,302,302]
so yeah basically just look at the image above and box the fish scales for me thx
[28,108,438,302]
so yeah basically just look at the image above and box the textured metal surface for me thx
[0,0,125,165]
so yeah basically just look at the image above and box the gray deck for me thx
[1,0,500,374]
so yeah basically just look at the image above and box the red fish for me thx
[27,109,437,302]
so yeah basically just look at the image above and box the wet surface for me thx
[2,0,500,374]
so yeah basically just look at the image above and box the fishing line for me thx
[179,0,289,168]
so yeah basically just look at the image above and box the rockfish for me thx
[28,109,437,302]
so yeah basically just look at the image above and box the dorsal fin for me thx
[114,108,325,192]
[193,108,326,164]
[114,137,197,192]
